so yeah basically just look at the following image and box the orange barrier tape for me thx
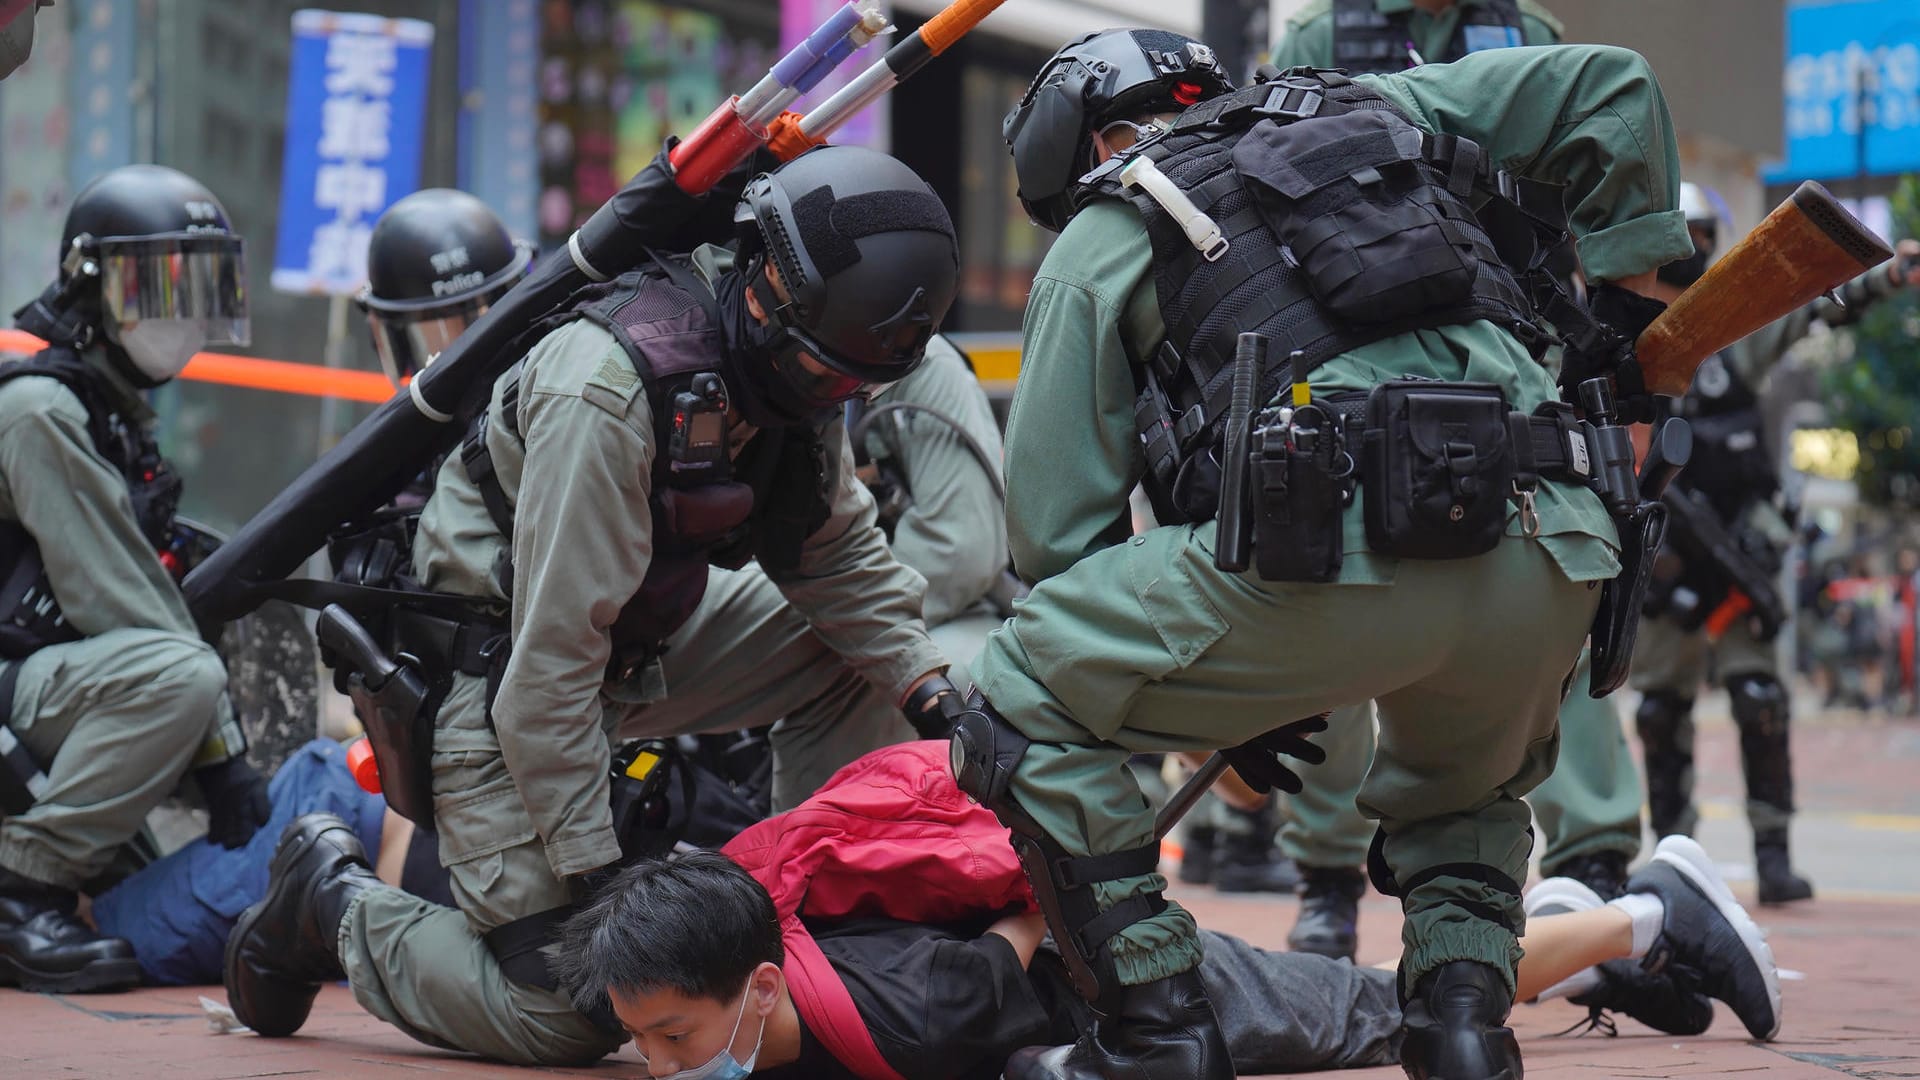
[0,329,398,404]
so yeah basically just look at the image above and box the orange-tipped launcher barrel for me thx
[1635,181,1894,397]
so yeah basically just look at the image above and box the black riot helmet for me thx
[22,164,249,385]
[358,189,533,387]
[1005,28,1233,232]
[731,145,959,412]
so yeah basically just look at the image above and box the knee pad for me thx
[950,692,1164,1014]
[1634,691,1693,746]
[1726,676,1788,739]
[1726,675,1793,812]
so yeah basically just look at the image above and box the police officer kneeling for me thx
[223,146,964,1066]
[1,165,269,992]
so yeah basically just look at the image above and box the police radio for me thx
[667,372,731,486]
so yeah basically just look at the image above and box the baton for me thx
[1154,754,1230,842]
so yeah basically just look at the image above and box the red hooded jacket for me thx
[721,741,1036,1080]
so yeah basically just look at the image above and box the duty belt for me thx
[389,606,504,680]
[1306,391,1597,492]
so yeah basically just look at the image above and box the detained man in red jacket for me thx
[553,840,1782,1079]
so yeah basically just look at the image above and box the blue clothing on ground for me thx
[93,739,385,985]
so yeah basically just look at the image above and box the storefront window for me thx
[537,0,778,248]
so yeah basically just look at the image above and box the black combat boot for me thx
[1541,850,1629,901]
[1213,803,1301,894]
[1625,835,1782,1040]
[1287,866,1364,960]
[1003,969,1233,1080]
[1178,825,1217,885]
[225,814,382,1037]
[0,865,141,992]
[1727,676,1815,906]
[1398,961,1522,1080]
[1754,830,1814,905]
[1635,692,1696,837]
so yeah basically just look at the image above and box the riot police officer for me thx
[1272,0,1562,71]
[850,333,1013,688]
[0,164,269,992]
[1633,182,1920,905]
[956,32,1693,1079]
[356,188,535,390]
[224,145,964,1066]
[1272,0,1652,941]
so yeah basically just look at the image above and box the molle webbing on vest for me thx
[1079,73,1540,499]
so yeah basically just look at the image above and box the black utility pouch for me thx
[1233,111,1480,325]
[1362,381,1513,559]
[1251,408,1345,583]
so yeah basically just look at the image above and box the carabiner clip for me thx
[1512,483,1541,539]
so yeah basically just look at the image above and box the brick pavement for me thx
[3,713,1917,1078]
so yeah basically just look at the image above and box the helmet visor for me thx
[768,335,872,410]
[364,294,489,387]
[98,233,249,347]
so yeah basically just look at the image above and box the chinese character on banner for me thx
[272,10,433,295]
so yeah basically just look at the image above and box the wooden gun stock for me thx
[1634,181,1894,397]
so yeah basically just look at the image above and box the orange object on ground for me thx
[347,737,382,794]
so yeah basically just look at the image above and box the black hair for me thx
[553,852,784,1018]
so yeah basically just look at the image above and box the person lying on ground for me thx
[533,742,1779,1079]
[91,736,758,986]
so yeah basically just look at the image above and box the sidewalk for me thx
[4,707,1918,1077]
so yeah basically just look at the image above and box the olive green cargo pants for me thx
[1528,649,1645,870]
[339,567,913,1065]
[0,628,226,890]
[973,524,1597,996]
[1292,650,1643,878]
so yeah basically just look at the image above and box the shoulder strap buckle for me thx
[1255,84,1325,122]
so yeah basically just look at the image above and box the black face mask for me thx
[1658,246,1709,289]
[715,268,839,430]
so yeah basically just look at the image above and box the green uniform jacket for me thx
[1272,0,1564,70]
[861,335,1009,626]
[0,349,238,765]
[413,247,945,879]
[0,354,192,642]
[1005,45,1693,589]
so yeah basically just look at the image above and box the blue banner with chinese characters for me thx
[1767,0,1920,183]
[272,10,434,295]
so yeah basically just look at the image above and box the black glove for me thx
[1218,713,1331,795]
[903,673,964,741]
[195,756,273,849]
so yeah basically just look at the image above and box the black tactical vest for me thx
[0,347,182,657]
[1074,70,1550,520]
[468,260,834,652]
[1674,349,1775,518]
[1331,0,1527,74]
